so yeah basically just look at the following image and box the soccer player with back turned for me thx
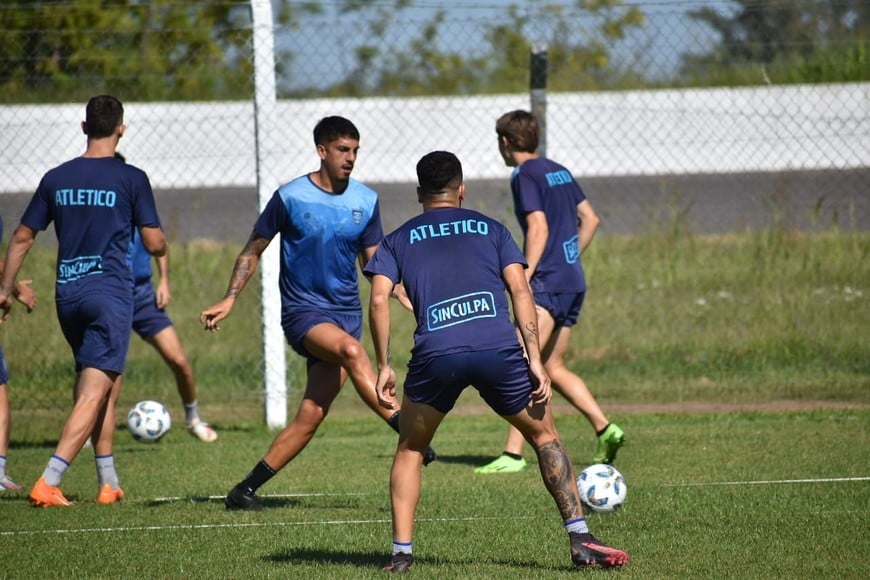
[0,94,167,506]
[476,110,625,474]
[366,151,628,571]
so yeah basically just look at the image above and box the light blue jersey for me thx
[254,175,383,316]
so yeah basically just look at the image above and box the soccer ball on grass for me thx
[127,400,171,442]
[577,463,627,513]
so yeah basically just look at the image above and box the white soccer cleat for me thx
[187,419,218,443]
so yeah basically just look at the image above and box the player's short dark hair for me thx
[496,110,539,153]
[313,116,360,146]
[417,151,463,194]
[84,95,124,139]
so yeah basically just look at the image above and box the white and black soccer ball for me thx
[127,400,171,442]
[577,463,627,513]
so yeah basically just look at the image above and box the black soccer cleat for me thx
[225,485,263,511]
[423,446,437,466]
[383,552,414,573]
[569,532,629,568]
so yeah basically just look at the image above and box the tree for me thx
[306,0,646,98]
[0,1,317,103]
[681,0,869,85]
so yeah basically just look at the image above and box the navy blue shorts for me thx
[57,293,133,374]
[282,307,363,367]
[131,283,173,339]
[534,291,585,327]
[404,346,533,416]
[0,344,8,384]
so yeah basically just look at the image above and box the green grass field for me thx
[0,230,867,577]
[1,409,868,578]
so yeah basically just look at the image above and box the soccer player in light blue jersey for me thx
[200,116,434,511]
[0,95,167,507]
[476,110,625,475]
[366,151,628,572]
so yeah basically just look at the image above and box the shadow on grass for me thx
[263,547,569,573]
[426,453,515,468]
[264,547,384,567]
[145,495,303,509]
[9,439,61,450]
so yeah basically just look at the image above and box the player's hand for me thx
[155,279,171,309]
[375,366,398,410]
[199,297,235,332]
[527,359,551,406]
[390,283,414,312]
[13,280,36,312]
[0,292,13,325]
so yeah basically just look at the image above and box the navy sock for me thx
[388,412,401,434]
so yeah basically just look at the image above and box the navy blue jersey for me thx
[255,175,383,314]
[22,156,161,302]
[365,207,527,362]
[511,157,587,293]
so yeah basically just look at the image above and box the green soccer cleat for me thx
[474,453,527,474]
[592,423,626,465]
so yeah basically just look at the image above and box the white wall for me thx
[1,84,866,194]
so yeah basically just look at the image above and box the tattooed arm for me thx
[502,262,551,405]
[199,230,271,332]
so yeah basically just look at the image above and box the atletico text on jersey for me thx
[510,157,588,293]
[21,156,162,302]
[254,175,383,316]
[364,206,527,362]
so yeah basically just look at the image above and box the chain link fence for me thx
[1,0,867,422]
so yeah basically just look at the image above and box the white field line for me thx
[664,476,870,487]
[5,477,867,537]
[0,514,535,537]
[151,492,367,502]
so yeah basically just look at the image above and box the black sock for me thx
[240,459,276,492]
[503,451,523,461]
[595,423,611,437]
[388,411,401,434]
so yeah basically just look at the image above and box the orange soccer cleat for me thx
[96,483,126,505]
[28,476,74,507]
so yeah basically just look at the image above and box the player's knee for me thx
[166,355,190,374]
[337,338,366,364]
[297,399,330,425]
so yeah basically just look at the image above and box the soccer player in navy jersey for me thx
[366,151,628,572]
[0,95,167,507]
[0,215,37,494]
[200,116,434,511]
[476,110,625,475]
[125,228,217,442]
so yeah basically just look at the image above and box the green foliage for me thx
[314,0,646,97]
[0,0,321,103]
[2,0,862,101]
[682,0,870,85]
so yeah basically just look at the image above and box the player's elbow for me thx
[370,291,391,312]
[141,227,168,257]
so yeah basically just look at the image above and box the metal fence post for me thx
[530,43,548,157]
